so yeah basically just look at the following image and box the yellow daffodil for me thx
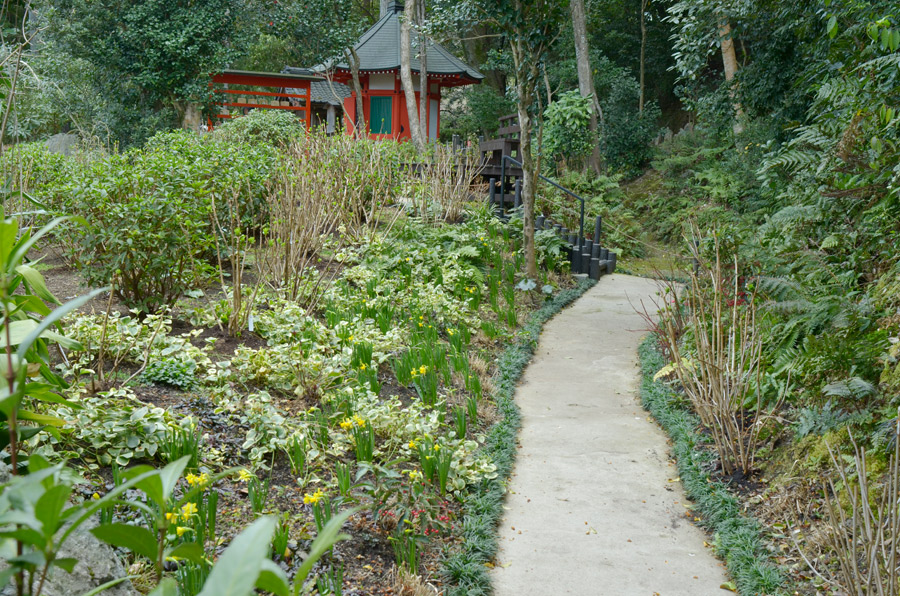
[238,469,253,482]
[353,415,366,427]
[165,512,177,523]
[433,444,441,451]
[181,503,198,520]
[340,418,353,430]
[176,526,190,537]
[303,489,325,505]
[419,365,427,375]
[408,440,417,449]
[91,492,100,500]
[359,363,367,370]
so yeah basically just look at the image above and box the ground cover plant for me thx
[0,118,575,595]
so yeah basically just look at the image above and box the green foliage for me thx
[142,358,198,390]
[212,109,306,147]
[541,90,595,170]
[599,75,662,176]
[32,130,278,312]
[46,0,253,145]
[440,85,517,140]
[537,170,646,257]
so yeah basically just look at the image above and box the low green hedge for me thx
[441,277,596,596]
[638,336,788,596]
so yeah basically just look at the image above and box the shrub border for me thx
[637,336,788,596]
[441,276,596,596]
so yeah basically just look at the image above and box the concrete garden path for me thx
[491,274,730,596]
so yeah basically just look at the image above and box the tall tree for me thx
[400,0,425,149]
[417,0,429,142]
[47,0,252,143]
[717,17,743,134]
[570,0,602,173]
[639,0,648,113]
[478,0,569,278]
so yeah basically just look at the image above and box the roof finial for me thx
[381,0,404,17]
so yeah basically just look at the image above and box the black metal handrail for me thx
[498,155,586,245]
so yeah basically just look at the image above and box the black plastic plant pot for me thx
[600,248,609,261]
[570,248,581,273]
[607,252,617,274]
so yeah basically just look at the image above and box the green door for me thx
[369,96,392,135]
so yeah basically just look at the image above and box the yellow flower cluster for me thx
[181,503,198,519]
[340,415,367,430]
[410,365,428,378]
[237,469,253,482]
[185,472,209,489]
[359,363,367,371]
[167,502,198,525]
[303,489,325,505]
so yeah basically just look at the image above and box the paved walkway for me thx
[491,274,730,596]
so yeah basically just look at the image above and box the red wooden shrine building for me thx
[299,0,484,140]
[207,69,323,130]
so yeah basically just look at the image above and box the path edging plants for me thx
[638,336,788,596]
[441,277,596,596]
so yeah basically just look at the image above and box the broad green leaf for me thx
[197,516,277,596]
[90,523,159,561]
[16,288,107,363]
[826,15,837,38]
[17,409,65,427]
[15,264,60,305]
[35,485,72,536]
[146,578,178,596]
[293,508,356,585]
[255,559,289,596]
[52,557,78,572]
[166,541,205,564]
[159,457,190,500]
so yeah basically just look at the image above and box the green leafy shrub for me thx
[141,358,198,390]
[212,108,306,147]
[541,90,595,172]
[42,130,278,311]
[599,76,661,177]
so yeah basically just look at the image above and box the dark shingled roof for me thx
[310,2,483,82]
[283,78,352,106]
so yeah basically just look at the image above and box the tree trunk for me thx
[347,48,365,137]
[511,37,538,279]
[718,18,744,135]
[570,0,602,174]
[400,0,424,150]
[639,0,648,114]
[417,0,428,142]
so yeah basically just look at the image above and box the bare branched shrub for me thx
[662,231,765,476]
[819,420,900,596]
[407,144,482,224]
[210,186,262,336]
[256,133,401,304]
